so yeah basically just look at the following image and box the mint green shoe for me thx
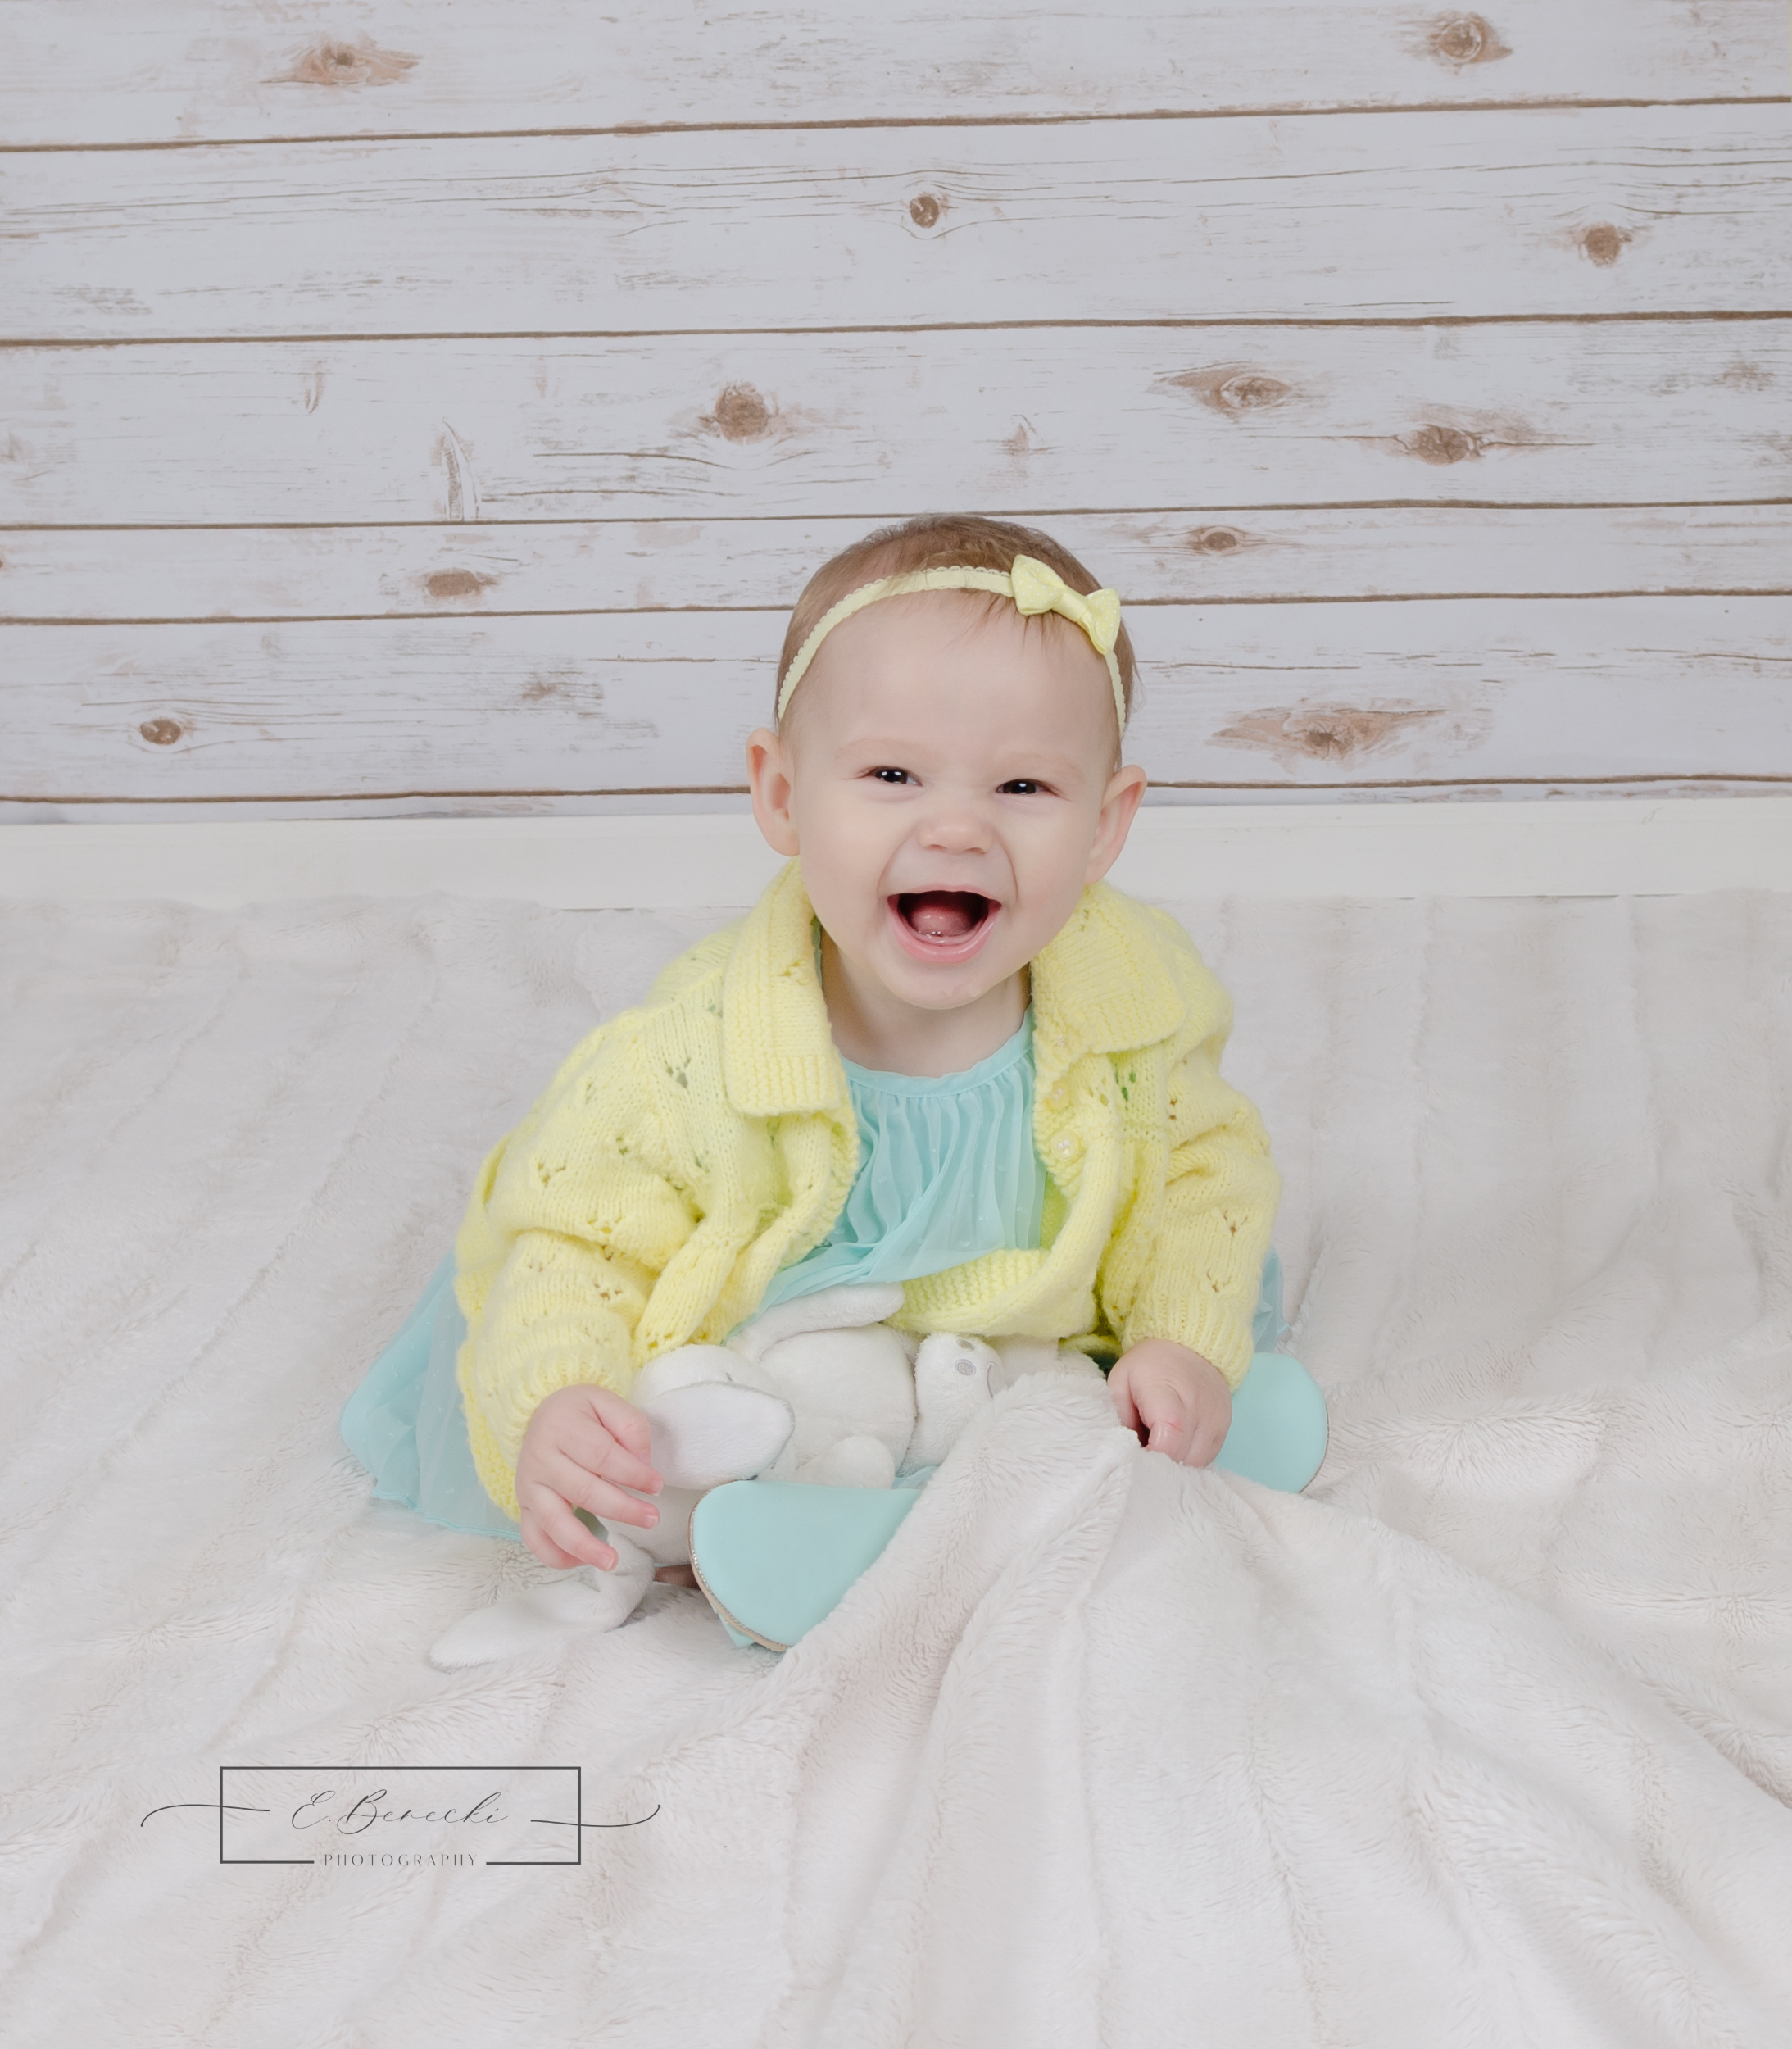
[1213,1352,1328,1494]
[688,1479,921,1651]
[690,1355,1327,1652]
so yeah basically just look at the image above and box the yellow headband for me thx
[776,554,1127,732]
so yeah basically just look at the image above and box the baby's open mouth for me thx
[895,890,996,944]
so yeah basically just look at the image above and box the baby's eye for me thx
[869,766,914,785]
[999,778,1046,796]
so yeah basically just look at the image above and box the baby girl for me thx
[343,513,1306,1647]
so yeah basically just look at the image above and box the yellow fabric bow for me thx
[1008,553,1123,656]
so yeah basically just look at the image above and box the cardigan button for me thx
[1053,1132,1081,1161]
[1046,1083,1068,1109]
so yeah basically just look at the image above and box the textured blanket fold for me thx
[574,1371,1792,2047]
[1,888,1788,2047]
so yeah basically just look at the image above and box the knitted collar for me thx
[720,859,1185,1117]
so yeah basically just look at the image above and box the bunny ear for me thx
[728,1282,908,1364]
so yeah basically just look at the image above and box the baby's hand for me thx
[514,1384,664,1571]
[1105,1339,1232,1467]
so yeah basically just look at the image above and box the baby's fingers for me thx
[560,1416,661,1501]
[1143,1402,1195,1463]
[1127,1375,1195,1461]
[588,1388,657,1466]
[519,1483,618,1571]
[1150,1391,1231,1468]
[1183,1405,1230,1469]
[542,1448,663,1538]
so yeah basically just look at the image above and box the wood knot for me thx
[1215,373,1290,414]
[274,35,419,89]
[1166,366,1294,416]
[704,382,773,442]
[1297,716,1356,757]
[1189,525,1245,554]
[138,717,185,747]
[908,193,943,229]
[424,568,492,601]
[1004,417,1040,460]
[1579,222,1630,267]
[1213,701,1447,765]
[1404,423,1482,465]
[1426,13,1510,66]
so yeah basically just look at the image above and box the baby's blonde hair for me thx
[774,513,1138,737]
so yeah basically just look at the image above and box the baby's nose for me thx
[918,805,993,852]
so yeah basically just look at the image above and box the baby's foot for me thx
[906,1333,1000,1470]
[428,1544,654,1669]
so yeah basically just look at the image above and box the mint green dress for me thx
[757,1009,1046,1311]
[340,1009,1300,1538]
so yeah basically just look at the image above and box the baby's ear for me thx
[1085,763,1148,883]
[746,726,801,856]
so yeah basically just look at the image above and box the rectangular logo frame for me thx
[218,1765,583,1867]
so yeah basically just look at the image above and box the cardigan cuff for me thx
[1126,1299,1255,1391]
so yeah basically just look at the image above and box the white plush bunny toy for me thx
[430,1283,1100,1668]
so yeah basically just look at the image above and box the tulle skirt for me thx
[338,1254,523,1539]
[339,1247,1293,1542]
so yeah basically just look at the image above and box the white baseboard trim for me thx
[2,798,1789,908]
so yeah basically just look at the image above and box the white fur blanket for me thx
[2,889,1789,2046]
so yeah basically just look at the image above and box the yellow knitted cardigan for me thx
[453,860,1281,1518]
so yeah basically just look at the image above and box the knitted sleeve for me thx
[451,1023,696,1518]
[1113,918,1282,1388]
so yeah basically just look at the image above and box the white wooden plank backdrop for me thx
[7,327,1786,525]
[2,2,1783,143]
[5,597,1782,802]
[9,508,1790,621]
[9,109,1790,338]
[1,0,1787,820]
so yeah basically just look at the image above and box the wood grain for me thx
[10,781,1786,826]
[7,107,1788,341]
[5,507,1789,622]
[3,2,1782,149]
[5,323,1786,529]
[3,597,1784,802]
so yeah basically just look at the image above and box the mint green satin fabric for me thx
[758,1008,1048,1311]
